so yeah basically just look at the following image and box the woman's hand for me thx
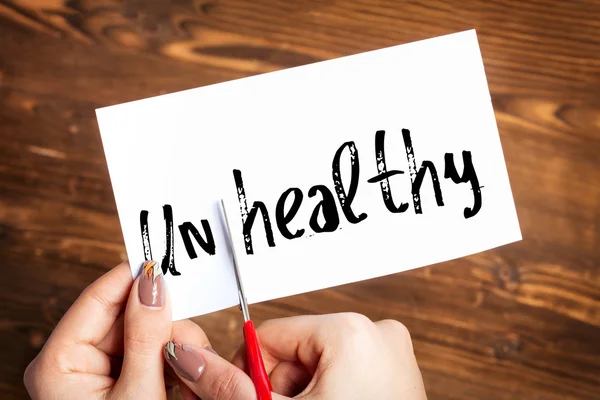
[24,261,176,400]
[165,313,427,400]
[24,260,427,400]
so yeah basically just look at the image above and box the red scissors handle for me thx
[243,320,272,400]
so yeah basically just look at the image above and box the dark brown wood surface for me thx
[1,0,599,399]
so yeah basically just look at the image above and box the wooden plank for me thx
[1,0,599,398]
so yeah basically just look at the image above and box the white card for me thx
[96,30,521,321]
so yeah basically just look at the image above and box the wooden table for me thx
[1,1,599,399]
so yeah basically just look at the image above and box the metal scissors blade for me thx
[220,199,250,322]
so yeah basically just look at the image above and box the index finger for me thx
[232,314,330,375]
[48,261,134,346]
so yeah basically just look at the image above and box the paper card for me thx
[96,30,521,321]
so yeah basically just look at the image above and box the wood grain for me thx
[1,0,599,399]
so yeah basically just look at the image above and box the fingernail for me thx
[204,344,218,355]
[139,260,165,308]
[164,341,206,381]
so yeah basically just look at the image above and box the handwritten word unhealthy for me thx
[140,128,482,275]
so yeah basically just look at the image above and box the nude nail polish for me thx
[139,260,165,307]
[164,341,206,381]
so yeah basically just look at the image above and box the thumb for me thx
[166,320,290,400]
[167,346,292,400]
[112,260,172,399]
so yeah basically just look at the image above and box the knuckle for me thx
[334,313,374,347]
[256,317,280,335]
[377,319,414,351]
[125,329,163,356]
[378,319,411,339]
[23,358,38,388]
[23,352,56,395]
[53,347,74,373]
[338,312,373,331]
[82,285,120,318]
[211,367,245,400]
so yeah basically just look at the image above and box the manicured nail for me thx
[204,344,218,355]
[164,341,206,381]
[139,260,165,307]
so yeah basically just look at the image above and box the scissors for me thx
[220,200,273,400]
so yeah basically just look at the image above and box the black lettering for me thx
[276,188,305,239]
[332,141,367,224]
[178,220,216,258]
[402,129,444,214]
[140,210,152,261]
[367,130,409,213]
[233,169,276,255]
[308,185,340,233]
[139,205,181,276]
[444,151,482,219]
